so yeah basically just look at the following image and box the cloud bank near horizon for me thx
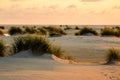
[0,0,120,24]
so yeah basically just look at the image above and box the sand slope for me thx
[49,36,120,62]
[0,50,120,80]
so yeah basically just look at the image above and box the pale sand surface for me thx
[48,35,120,62]
[0,50,120,80]
[0,29,120,80]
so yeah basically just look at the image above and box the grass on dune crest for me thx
[24,26,37,34]
[45,26,67,37]
[75,27,98,36]
[12,35,63,57]
[75,26,80,30]
[101,27,120,37]
[106,47,120,64]
[12,36,32,53]
[0,29,4,35]
[37,27,48,35]
[64,25,72,30]
[0,40,6,57]
[0,26,5,29]
[8,26,23,35]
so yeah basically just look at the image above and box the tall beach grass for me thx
[101,27,120,37]
[75,27,98,36]
[37,27,48,35]
[45,26,67,37]
[106,47,120,64]
[8,26,23,35]
[0,29,4,35]
[12,35,63,57]
[24,26,37,34]
[0,40,6,57]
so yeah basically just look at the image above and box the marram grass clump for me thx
[0,29,4,35]
[24,26,37,34]
[8,26,23,35]
[37,27,48,35]
[106,47,120,64]
[101,27,120,37]
[12,36,32,53]
[45,26,67,37]
[12,35,63,57]
[0,40,6,57]
[75,27,98,36]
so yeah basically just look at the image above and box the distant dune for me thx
[0,25,120,80]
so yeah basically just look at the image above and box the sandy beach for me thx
[0,26,120,80]
[0,51,120,80]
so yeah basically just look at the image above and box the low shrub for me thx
[8,27,23,35]
[75,27,98,36]
[0,40,6,57]
[106,47,120,64]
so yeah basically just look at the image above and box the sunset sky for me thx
[0,0,120,24]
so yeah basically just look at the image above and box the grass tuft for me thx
[0,40,6,57]
[0,29,4,35]
[101,27,120,37]
[75,26,80,30]
[45,26,66,37]
[64,25,72,30]
[8,26,23,35]
[75,27,98,36]
[0,26,5,29]
[106,47,120,64]
[24,26,37,34]
[37,27,48,35]
[12,35,63,57]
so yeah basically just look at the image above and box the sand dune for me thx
[0,28,120,80]
[0,50,120,80]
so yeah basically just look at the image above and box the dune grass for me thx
[0,40,6,57]
[75,27,98,36]
[12,35,63,57]
[64,25,72,30]
[0,26,5,29]
[24,26,37,34]
[75,26,80,30]
[106,47,120,64]
[101,27,120,37]
[37,27,48,35]
[12,36,32,53]
[0,29,4,35]
[45,26,66,37]
[8,26,23,35]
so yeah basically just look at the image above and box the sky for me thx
[0,0,120,25]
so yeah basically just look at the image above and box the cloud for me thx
[0,8,3,11]
[80,0,102,2]
[113,6,120,9]
[48,5,58,10]
[10,0,20,1]
[67,5,77,8]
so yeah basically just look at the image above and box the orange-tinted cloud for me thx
[81,0,102,2]
[113,6,120,9]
